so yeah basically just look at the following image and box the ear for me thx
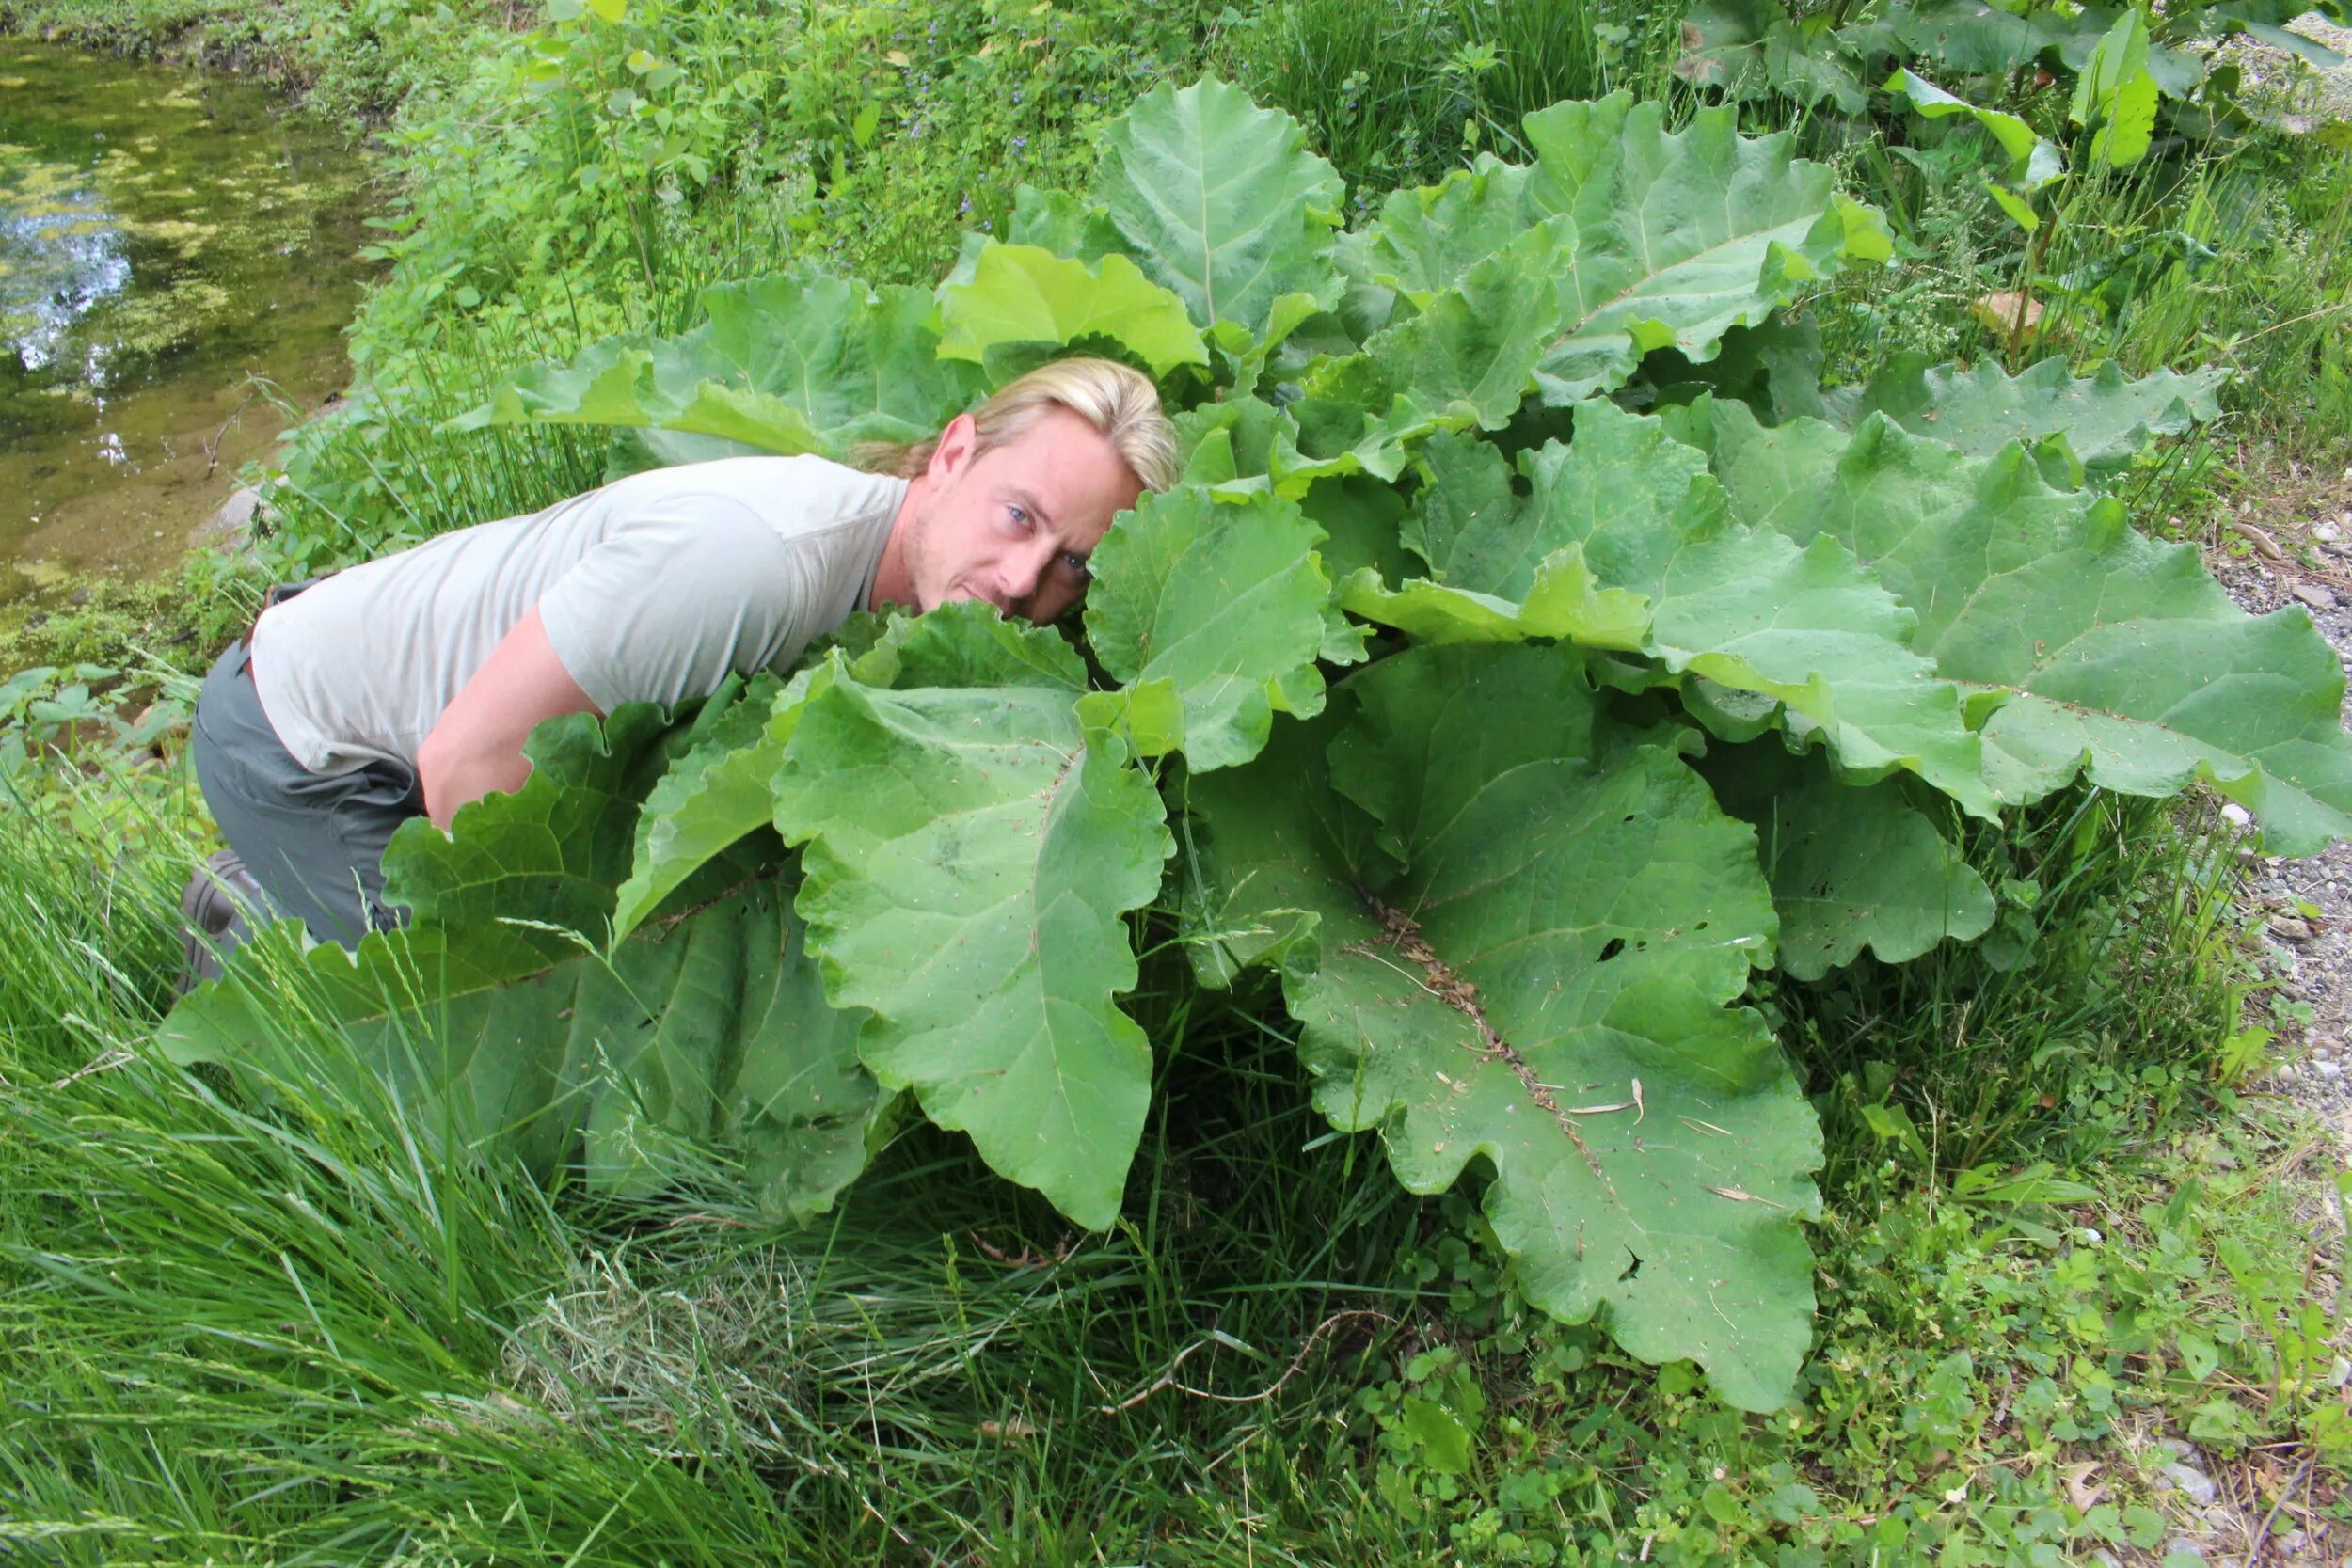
[928,413,979,483]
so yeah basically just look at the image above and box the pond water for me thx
[1,38,374,591]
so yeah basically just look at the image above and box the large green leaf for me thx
[1359,215,1579,438]
[1877,0,2083,73]
[460,273,983,457]
[1342,156,1543,305]
[1687,399,2352,851]
[1837,355,2227,476]
[1702,744,1994,979]
[159,706,882,1223]
[1184,644,1819,1410]
[1676,0,1870,114]
[610,673,808,939]
[1343,404,1995,816]
[771,625,1174,1229]
[1079,486,1346,769]
[1519,96,1891,404]
[1089,76,1346,338]
[613,605,1103,933]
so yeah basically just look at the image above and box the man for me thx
[182,356,1177,968]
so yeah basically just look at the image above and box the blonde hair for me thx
[852,356,1178,492]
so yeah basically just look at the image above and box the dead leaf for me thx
[2233,521,2288,562]
[1971,291,2045,340]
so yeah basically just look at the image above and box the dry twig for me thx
[1098,1308,1396,1414]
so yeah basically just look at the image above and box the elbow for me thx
[414,733,459,829]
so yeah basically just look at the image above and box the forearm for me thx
[415,606,598,831]
[418,738,532,830]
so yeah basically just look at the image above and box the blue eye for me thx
[1061,551,1090,576]
[1008,504,1031,529]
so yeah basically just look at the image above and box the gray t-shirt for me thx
[251,455,906,775]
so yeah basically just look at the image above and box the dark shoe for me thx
[177,848,263,994]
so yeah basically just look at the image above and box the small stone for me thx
[2315,1060,2341,1080]
[2161,1535,2209,1563]
[2278,1065,2298,1082]
[2267,911,2316,942]
[2318,521,2344,544]
[2159,1462,2218,1507]
[2090,1553,2123,1568]
[2332,1355,2350,1387]
[2296,583,2340,611]
[194,484,266,547]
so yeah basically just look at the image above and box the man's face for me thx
[901,406,1143,623]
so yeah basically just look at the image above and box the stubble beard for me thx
[901,495,946,612]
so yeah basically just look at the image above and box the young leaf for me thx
[612,673,811,938]
[772,642,1173,1230]
[1702,743,1995,979]
[1883,69,2064,189]
[937,242,1208,379]
[1186,644,1820,1411]
[1360,214,1578,436]
[1344,156,1543,304]
[1006,183,1124,259]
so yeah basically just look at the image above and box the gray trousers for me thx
[189,611,422,949]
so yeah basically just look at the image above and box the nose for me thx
[999,536,1059,607]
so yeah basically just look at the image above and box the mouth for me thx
[945,584,1012,613]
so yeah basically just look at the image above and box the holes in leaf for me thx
[1598,937,1625,962]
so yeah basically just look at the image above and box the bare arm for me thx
[416,605,600,830]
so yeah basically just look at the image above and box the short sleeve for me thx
[537,497,812,715]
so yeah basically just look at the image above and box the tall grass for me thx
[1804,74,2352,453]
[1785,786,2256,1196]
[0,758,1455,1560]
[1232,0,1683,200]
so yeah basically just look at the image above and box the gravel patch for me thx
[2212,454,2352,1155]
[2111,446,2352,1563]
[2207,12,2352,130]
